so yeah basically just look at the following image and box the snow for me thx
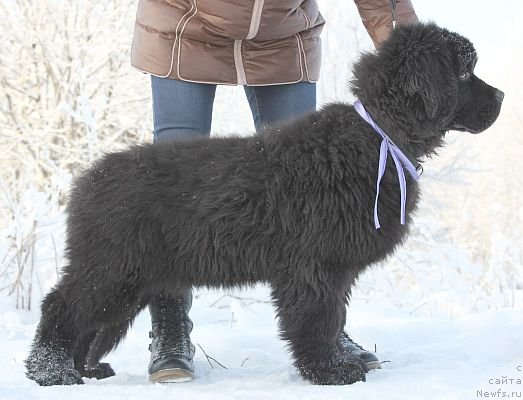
[1,289,523,400]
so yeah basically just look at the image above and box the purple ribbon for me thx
[354,100,421,229]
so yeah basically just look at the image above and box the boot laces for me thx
[152,301,194,359]
[340,332,366,352]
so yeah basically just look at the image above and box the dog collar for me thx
[354,100,422,229]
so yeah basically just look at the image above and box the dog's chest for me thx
[312,174,419,266]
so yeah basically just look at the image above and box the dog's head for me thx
[439,28,504,134]
[351,23,503,153]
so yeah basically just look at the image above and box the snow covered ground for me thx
[2,288,523,400]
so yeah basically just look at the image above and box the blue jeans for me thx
[151,76,316,142]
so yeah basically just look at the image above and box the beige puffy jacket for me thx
[131,0,417,85]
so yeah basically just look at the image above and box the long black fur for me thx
[26,22,503,386]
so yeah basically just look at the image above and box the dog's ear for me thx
[391,24,459,123]
[397,49,457,122]
[400,62,437,120]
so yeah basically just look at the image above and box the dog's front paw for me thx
[297,355,367,385]
[80,362,115,380]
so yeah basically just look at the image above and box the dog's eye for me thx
[459,72,471,80]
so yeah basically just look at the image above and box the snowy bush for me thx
[0,0,151,207]
[0,0,151,307]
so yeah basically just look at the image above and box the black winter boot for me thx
[339,332,381,370]
[148,290,196,383]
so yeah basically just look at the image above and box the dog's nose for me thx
[495,89,504,103]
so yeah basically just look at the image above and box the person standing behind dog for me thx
[130,0,417,383]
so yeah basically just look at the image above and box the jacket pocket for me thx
[177,38,238,84]
[241,36,304,85]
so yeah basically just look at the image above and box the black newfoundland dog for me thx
[26,22,503,386]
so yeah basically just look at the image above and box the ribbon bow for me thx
[354,100,422,229]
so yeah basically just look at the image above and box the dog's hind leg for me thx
[25,286,84,386]
[271,269,367,385]
[82,313,143,379]
[72,298,145,380]
[73,330,98,374]
[73,328,118,380]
